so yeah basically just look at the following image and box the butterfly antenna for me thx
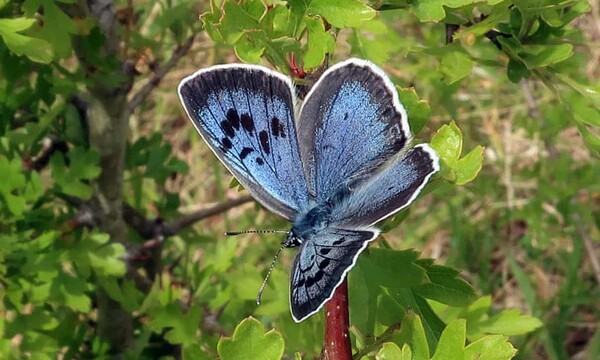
[225,230,289,236]
[256,242,287,305]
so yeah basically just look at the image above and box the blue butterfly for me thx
[178,59,439,322]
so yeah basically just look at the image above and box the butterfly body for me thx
[178,59,440,322]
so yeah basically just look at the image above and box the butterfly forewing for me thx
[331,144,439,227]
[290,227,379,322]
[178,65,309,220]
[297,59,411,201]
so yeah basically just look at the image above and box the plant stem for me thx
[321,280,352,360]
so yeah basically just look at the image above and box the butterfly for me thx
[178,58,439,322]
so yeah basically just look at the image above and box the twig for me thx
[122,195,254,239]
[575,214,600,286]
[161,195,254,236]
[321,280,352,360]
[24,137,69,171]
[127,34,196,111]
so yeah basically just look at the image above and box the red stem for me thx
[321,280,352,360]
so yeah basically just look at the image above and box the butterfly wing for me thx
[178,64,309,220]
[289,227,379,322]
[331,144,439,227]
[297,58,411,200]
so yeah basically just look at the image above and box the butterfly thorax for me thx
[285,203,332,247]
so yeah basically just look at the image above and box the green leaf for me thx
[507,59,531,83]
[398,87,431,134]
[234,34,265,63]
[0,17,53,63]
[413,262,477,306]
[149,303,202,346]
[307,0,376,28]
[218,317,285,360]
[220,1,262,44]
[464,335,517,360]
[349,19,404,64]
[432,319,465,360]
[50,274,91,312]
[376,342,404,360]
[478,309,543,336]
[455,145,484,185]
[358,249,430,289]
[440,51,473,84]
[521,44,573,69]
[411,0,446,22]
[0,157,27,216]
[303,17,335,69]
[23,0,77,58]
[430,122,483,185]
[396,312,429,360]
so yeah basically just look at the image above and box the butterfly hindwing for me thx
[297,59,411,200]
[178,65,309,220]
[331,144,439,227]
[290,227,379,322]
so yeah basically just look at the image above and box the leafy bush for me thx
[1,0,599,359]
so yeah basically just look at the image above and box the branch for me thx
[123,195,255,239]
[162,195,254,236]
[321,280,352,360]
[127,34,196,111]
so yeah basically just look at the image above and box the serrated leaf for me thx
[303,17,335,69]
[220,1,262,44]
[464,335,517,360]
[413,263,477,306]
[431,319,465,360]
[0,17,53,63]
[149,303,202,346]
[478,309,543,336]
[398,87,431,134]
[23,0,77,58]
[307,0,375,28]
[234,34,265,63]
[0,157,27,216]
[50,274,91,312]
[218,317,284,360]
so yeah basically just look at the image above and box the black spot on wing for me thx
[240,147,254,159]
[256,157,264,165]
[320,248,331,255]
[259,130,270,155]
[271,117,282,137]
[318,258,330,269]
[221,120,235,138]
[226,108,241,130]
[305,270,324,288]
[241,113,254,133]
[332,237,345,246]
[221,138,233,150]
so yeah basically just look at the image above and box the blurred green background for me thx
[1,0,599,359]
